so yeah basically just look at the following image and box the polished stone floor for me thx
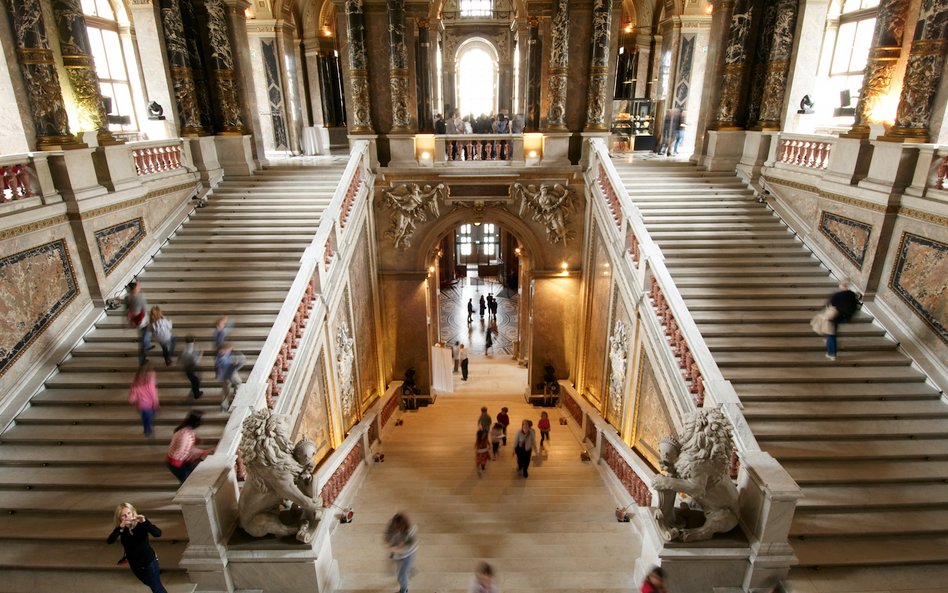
[439,273,520,358]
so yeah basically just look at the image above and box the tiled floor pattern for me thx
[439,274,520,357]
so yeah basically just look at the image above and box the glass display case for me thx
[610,99,657,152]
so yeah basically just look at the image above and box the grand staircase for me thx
[0,162,345,592]
[613,159,948,568]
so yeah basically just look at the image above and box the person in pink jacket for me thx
[128,361,160,437]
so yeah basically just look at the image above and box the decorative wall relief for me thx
[382,183,447,248]
[293,349,333,466]
[512,183,575,244]
[607,319,631,427]
[350,227,379,407]
[334,318,358,430]
[261,40,289,150]
[889,232,948,344]
[0,240,79,376]
[94,218,146,276]
[630,346,675,471]
[818,211,872,269]
[583,225,612,408]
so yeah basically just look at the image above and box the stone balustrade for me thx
[777,135,833,170]
[0,153,60,207]
[129,140,185,176]
[433,134,524,163]
[904,144,948,200]
[0,160,34,202]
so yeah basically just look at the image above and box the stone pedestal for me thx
[540,132,571,166]
[226,519,338,593]
[215,134,256,177]
[93,144,141,192]
[189,136,224,187]
[634,511,750,593]
[822,137,874,186]
[47,148,108,201]
[858,140,920,195]
[702,130,746,171]
[387,134,418,166]
[736,131,775,184]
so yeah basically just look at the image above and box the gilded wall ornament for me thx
[335,321,356,417]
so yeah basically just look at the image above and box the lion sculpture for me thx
[238,409,324,543]
[651,407,740,542]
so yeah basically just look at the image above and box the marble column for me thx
[584,0,614,131]
[712,0,755,130]
[883,0,948,142]
[50,0,116,144]
[159,0,202,136]
[745,1,777,127]
[843,0,911,137]
[525,17,542,130]
[416,19,434,132]
[754,0,798,130]
[345,0,373,133]
[546,0,569,130]
[387,0,412,131]
[9,0,76,149]
[201,0,245,134]
[179,0,214,133]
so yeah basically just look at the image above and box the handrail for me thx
[586,138,760,458]
[212,140,372,461]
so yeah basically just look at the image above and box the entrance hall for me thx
[331,364,640,593]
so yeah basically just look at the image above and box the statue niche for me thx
[238,408,324,544]
[650,407,740,543]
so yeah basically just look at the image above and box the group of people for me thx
[474,406,551,479]
[384,511,500,593]
[124,283,244,474]
[468,293,499,323]
[435,111,524,135]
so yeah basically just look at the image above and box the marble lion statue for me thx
[238,409,324,543]
[651,407,740,542]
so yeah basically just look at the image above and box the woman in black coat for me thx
[107,503,168,593]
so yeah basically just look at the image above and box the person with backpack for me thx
[149,306,177,366]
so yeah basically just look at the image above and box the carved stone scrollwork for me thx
[546,0,570,129]
[608,320,630,421]
[345,0,373,132]
[512,182,576,245]
[388,0,412,131]
[382,183,448,248]
[651,407,740,542]
[585,0,614,131]
[335,321,356,417]
[713,0,754,129]
[204,0,244,133]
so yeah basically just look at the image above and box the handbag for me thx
[810,305,837,336]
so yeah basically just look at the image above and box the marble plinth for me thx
[215,134,256,176]
[634,509,750,593]
[702,130,747,171]
[226,516,338,593]
[189,136,224,188]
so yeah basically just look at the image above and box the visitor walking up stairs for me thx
[612,160,948,568]
[332,388,641,593]
[0,163,346,593]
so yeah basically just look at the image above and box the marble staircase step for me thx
[55,355,256,372]
[89,291,291,304]
[0,466,188,490]
[649,229,794,239]
[678,286,851,298]
[0,540,186,570]
[743,400,948,419]
[704,336,894,351]
[0,570,196,593]
[339,570,636,590]
[664,266,825,278]
[143,259,300,271]
[140,268,297,280]
[790,509,948,537]
[732,382,937,399]
[644,237,803,248]
[673,276,837,288]
[713,350,908,367]
[0,424,221,445]
[149,251,309,263]
[791,535,948,567]
[762,438,948,461]
[83,326,271,341]
[691,322,886,337]
[747,417,948,439]
[724,365,924,384]
[0,514,185,540]
[115,277,295,290]
[660,246,812,258]
[782,460,948,484]
[684,297,827,311]
[92,315,274,330]
[43,374,238,390]
[691,309,872,322]
[167,233,316,242]
[0,444,181,465]
[158,241,310,252]
[14,405,229,425]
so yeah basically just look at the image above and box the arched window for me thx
[81,0,142,134]
[460,0,493,18]
[812,0,882,130]
[457,41,498,117]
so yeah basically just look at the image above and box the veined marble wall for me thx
[94,218,146,276]
[629,341,675,471]
[332,286,359,433]
[380,274,430,392]
[888,232,947,344]
[529,274,580,392]
[0,239,79,377]
[582,223,612,409]
[349,225,380,410]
